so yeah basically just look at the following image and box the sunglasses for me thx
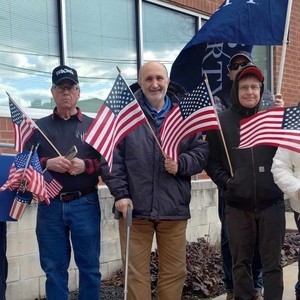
[228,61,252,71]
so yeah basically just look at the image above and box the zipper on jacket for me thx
[251,148,258,211]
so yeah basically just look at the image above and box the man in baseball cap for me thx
[228,51,253,70]
[52,65,79,85]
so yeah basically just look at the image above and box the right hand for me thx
[115,198,133,219]
[46,156,72,173]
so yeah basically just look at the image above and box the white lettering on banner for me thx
[201,43,245,95]
[202,43,224,62]
[222,0,257,6]
[202,43,224,95]
[202,65,223,95]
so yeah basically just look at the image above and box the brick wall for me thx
[274,0,300,106]
[5,180,219,300]
[0,117,16,154]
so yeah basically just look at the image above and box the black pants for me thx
[294,211,300,296]
[0,222,7,300]
[226,203,285,300]
[218,190,263,291]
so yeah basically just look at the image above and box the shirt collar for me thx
[52,107,83,122]
[145,95,170,116]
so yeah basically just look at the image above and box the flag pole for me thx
[276,0,293,94]
[116,67,166,157]
[6,92,62,156]
[204,74,233,177]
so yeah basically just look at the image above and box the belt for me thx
[55,186,96,202]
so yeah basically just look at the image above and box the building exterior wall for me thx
[165,0,300,107]
[5,180,219,300]
[1,1,300,298]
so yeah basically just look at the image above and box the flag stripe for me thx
[160,81,218,161]
[9,96,37,152]
[84,74,147,172]
[238,106,300,152]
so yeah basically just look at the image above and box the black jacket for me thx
[206,67,283,212]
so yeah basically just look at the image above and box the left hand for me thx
[274,94,284,107]
[164,156,178,175]
[68,157,85,176]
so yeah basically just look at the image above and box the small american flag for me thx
[0,151,31,192]
[84,74,146,171]
[8,94,37,153]
[238,106,300,152]
[26,149,50,204]
[43,170,63,199]
[9,191,32,220]
[160,81,219,161]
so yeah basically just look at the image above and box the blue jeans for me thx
[218,189,263,291]
[36,192,101,300]
[294,211,300,295]
[0,222,7,300]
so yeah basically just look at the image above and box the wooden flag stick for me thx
[6,92,62,156]
[116,66,122,74]
[276,0,293,94]
[204,74,233,177]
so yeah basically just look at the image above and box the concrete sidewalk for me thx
[213,212,298,299]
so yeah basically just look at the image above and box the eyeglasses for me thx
[239,84,261,93]
[54,85,79,93]
[228,61,252,71]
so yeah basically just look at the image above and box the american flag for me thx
[43,170,63,199]
[26,149,50,204]
[9,191,32,220]
[238,106,300,152]
[0,151,31,192]
[84,74,146,171]
[160,81,219,161]
[8,94,37,153]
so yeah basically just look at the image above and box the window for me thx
[65,0,137,112]
[0,0,59,109]
[0,0,273,115]
[252,46,272,93]
[142,2,197,74]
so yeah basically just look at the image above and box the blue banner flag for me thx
[170,0,289,93]
[0,154,17,221]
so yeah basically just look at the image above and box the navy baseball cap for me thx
[52,65,79,85]
[229,51,253,66]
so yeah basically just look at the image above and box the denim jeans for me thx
[36,192,101,300]
[294,211,300,295]
[0,222,7,300]
[218,189,263,291]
